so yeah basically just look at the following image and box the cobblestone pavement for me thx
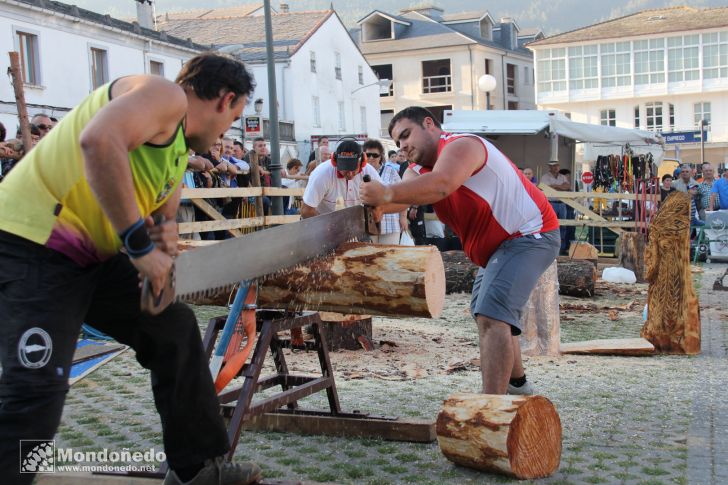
[53,264,728,484]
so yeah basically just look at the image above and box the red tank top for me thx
[410,132,558,267]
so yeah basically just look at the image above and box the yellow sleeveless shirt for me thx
[0,81,188,265]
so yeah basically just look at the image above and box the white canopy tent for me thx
[442,110,664,175]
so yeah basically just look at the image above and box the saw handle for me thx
[140,214,177,315]
[361,175,380,236]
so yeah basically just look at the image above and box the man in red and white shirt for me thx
[361,107,560,395]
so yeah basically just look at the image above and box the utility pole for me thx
[263,0,283,216]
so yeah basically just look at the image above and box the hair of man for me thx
[175,52,255,104]
[388,106,441,138]
[362,139,385,155]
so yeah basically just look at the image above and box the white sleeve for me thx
[302,164,330,208]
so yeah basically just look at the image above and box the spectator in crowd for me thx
[230,140,251,188]
[540,160,570,254]
[521,167,537,184]
[242,137,272,215]
[672,164,697,192]
[308,135,328,163]
[301,139,382,218]
[281,158,306,214]
[660,174,677,202]
[387,149,397,166]
[689,183,704,226]
[31,113,53,138]
[558,168,576,247]
[0,121,6,142]
[177,153,214,241]
[1,125,41,178]
[710,169,728,211]
[363,139,406,244]
[698,163,718,219]
[397,148,409,178]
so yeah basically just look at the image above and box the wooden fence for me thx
[179,187,304,237]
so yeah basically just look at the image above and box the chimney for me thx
[280,3,289,13]
[499,17,517,51]
[136,0,155,30]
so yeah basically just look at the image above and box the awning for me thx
[442,110,663,145]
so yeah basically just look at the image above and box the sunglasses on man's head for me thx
[365,152,381,158]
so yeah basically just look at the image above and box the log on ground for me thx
[258,242,445,318]
[436,393,562,479]
[318,312,373,351]
[557,259,597,297]
[618,232,647,283]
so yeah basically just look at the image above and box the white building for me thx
[529,6,728,165]
[0,0,202,132]
[158,7,382,159]
[353,6,540,136]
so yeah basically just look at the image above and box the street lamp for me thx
[478,74,497,111]
[351,79,392,95]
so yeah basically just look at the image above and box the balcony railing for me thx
[422,74,452,94]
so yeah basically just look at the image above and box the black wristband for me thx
[119,218,155,258]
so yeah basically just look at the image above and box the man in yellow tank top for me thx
[0,53,261,485]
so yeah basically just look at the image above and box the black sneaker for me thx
[164,457,261,485]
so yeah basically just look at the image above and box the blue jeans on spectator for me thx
[550,201,569,254]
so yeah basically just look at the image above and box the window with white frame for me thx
[702,32,728,79]
[506,63,516,94]
[335,52,342,80]
[536,48,566,93]
[601,41,631,87]
[645,102,663,131]
[667,35,699,82]
[358,65,363,85]
[360,106,367,132]
[149,60,164,77]
[600,109,616,127]
[16,30,40,85]
[634,38,665,85]
[338,101,345,131]
[310,51,316,73]
[568,45,598,89]
[694,102,711,128]
[668,103,675,131]
[312,96,320,127]
[90,47,109,89]
[634,105,640,128]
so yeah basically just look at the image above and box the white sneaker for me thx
[507,380,535,395]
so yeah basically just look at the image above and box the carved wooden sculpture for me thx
[642,192,701,354]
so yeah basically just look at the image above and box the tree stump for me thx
[557,259,596,297]
[319,312,373,351]
[258,242,445,318]
[436,393,562,479]
[642,192,701,354]
[519,261,560,356]
[618,232,646,283]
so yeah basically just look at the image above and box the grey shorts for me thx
[470,230,560,335]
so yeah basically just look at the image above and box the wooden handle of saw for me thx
[140,264,176,315]
[362,174,380,236]
[139,214,176,315]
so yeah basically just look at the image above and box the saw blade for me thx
[174,205,367,301]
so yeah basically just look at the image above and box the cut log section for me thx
[557,259,597,297]
[520,261,560,356]
[568,241,598,264]
[642,192,701,354]
[319,312,373,351]
[560,337,655,356]
[618,232,646,283]
[258,242,445,318]
[436,393,562,479]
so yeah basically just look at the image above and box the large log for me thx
[436,393,562,479]
[520,261,560,356]
[557,259,596,297]
[642,192,701,354]
[258,242,445,318]
[618,232,646,283]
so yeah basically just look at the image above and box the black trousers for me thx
[0,231,229,484]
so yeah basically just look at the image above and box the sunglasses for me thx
[36,124,51,130]
[365,152,381,158]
